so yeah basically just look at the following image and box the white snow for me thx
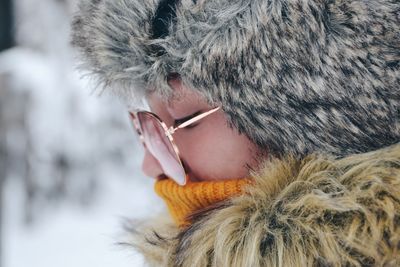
[3,170,164,267]
[0,48,165,266]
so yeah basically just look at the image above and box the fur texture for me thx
[124,142,400,266]
[71,0,400,157]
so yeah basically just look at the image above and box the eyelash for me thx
[173,121,198,129]
[183,123,198,129]
[173,111,202,129]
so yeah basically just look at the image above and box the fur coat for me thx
[126,142,400,267]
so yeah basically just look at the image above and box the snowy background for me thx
[0,0,164,266]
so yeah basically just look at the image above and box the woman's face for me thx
[142,79,264,182]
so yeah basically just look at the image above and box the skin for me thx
[142,79,265,182]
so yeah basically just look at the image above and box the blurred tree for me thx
[0,1,13,264]
[0,76,11,267]
[0,0,14,51]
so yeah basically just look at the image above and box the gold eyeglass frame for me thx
[128,106,221,185]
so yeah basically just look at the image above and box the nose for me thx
[141,148,164,178]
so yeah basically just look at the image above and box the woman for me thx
[72,0,400,266]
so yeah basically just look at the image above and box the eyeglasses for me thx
[128,106,220,186]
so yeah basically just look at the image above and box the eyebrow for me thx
[174,111,202,126]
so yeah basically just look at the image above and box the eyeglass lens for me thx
[137,112,186,185]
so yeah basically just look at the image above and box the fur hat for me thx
[71,0,400,157]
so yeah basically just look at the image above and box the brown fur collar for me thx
[124,143,400,266]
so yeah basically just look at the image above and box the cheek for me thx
[176,123,259,180]
[212,130,258,176]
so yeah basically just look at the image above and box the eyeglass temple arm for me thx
[169,106,221,134]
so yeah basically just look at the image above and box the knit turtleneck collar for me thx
[154,178,250,227]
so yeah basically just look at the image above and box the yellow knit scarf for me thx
[154,178,250,227]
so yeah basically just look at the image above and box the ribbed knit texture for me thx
[154,178,250,227]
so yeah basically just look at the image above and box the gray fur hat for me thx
[72,0,400,157]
